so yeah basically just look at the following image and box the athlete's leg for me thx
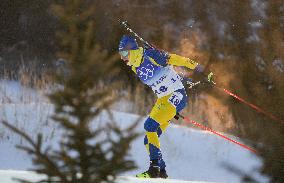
[143,120,170,171]
[138,89,188,178]
[144,89,188,169]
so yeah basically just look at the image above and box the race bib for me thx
[168,91,183,107]
[136,57,184,98]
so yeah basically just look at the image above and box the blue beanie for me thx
[119,35,138,51]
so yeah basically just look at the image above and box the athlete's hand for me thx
[207,72,215,84]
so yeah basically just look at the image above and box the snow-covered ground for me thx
[0,170,211,183]
[0,80,269,183]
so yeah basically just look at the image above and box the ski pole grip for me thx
[174,113,184,120]
[174,114,179,120]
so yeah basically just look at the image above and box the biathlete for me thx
[118,35,213,178]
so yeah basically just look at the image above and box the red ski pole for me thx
[175,113,257,154]
[212,84,284,125]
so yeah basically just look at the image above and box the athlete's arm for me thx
[167,54,200,70]
[144,47,204,74]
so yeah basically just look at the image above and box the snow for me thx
[0,170,45,183]
[0,170,210,183]
[0,80,270,183]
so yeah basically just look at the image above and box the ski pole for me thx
[175,113,257,154]
[209,82,284,125]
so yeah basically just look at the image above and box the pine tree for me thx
[2,0,139,182]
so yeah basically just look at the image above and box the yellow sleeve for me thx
[131,66,137,73]
[168,54,199,70]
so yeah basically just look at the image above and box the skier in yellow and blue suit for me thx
[119,35,212,178]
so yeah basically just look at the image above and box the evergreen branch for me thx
[2,121,37,148]
[2,121,69,182]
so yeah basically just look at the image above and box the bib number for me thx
[168,91,183,107]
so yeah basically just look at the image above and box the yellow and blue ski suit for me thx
[127,47,199,170]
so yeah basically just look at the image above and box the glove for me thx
[207,72,214,83]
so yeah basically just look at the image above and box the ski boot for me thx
[159,168,168,179]
[136,160,160,178]
[136,166,160,178]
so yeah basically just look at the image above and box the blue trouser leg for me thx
[144,125,167,169]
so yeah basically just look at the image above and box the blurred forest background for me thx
[0,0,284,182]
